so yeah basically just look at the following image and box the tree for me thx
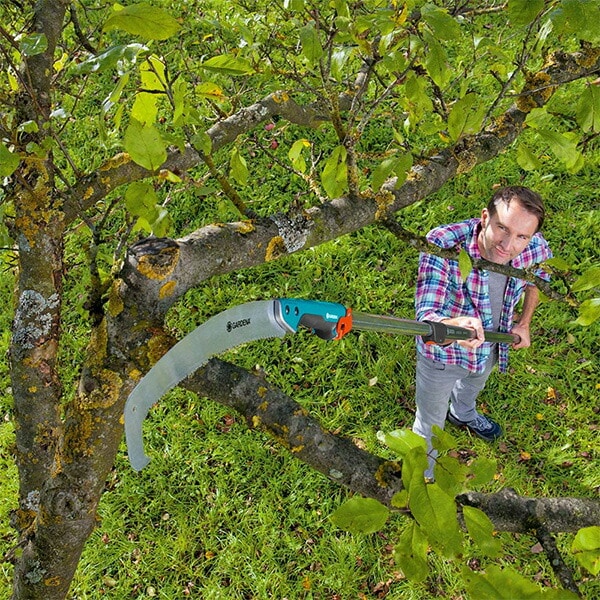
[1,0,599,597]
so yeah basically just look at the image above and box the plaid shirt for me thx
[415,218,552,373]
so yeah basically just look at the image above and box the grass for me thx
[1,151,599,599]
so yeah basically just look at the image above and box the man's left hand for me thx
[511,321,531,349]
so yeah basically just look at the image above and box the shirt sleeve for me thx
[415,251,451,323]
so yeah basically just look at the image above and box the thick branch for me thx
[174,357,600,535]
[456,489,600,534]
[182,357,405,506]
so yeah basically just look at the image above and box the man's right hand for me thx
[442,317,485,349]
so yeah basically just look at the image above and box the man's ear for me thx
[480,207,490,228]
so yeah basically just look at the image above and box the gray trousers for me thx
[412,349,498,478]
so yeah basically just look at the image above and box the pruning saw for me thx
[124,298,519,471]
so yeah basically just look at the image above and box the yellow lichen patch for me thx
[129,367,142,381]
[235,221,255,234]
[265,236,286,261]
[87,318,108,367]
[252,415,261,428]
[82,369,123,410]
[293,407,309,417]
[99,152,131,171]
[44,577,62,587]
[456,150,478,175]
[107,279,125,317]
[63,410,94,460]
[159,280,177,300]
[575,45,600,69]
[83,186,94,201]
[517,71,554,112]
[147,332,176,365]
[273,91,290,103]
[137,246,180,280]
[291,445,305,453]
[491,114,514,138]
[374,190,395,220]
[374,460,401,487]
[258,388,268,400]
[13,508,37,532]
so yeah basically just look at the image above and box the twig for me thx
[535,524,582,597]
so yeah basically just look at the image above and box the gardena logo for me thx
[226,318,252,332]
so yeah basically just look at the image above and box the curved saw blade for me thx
[124,299,291,470]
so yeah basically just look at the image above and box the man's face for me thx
[478,199,539,264]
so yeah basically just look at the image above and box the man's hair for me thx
[487,186,545,231]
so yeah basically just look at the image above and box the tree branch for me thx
[165,357,600,535]
[535,524,582,597]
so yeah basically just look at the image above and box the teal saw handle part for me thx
[276,298,352,340]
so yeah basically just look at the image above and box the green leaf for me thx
[448,93,486,141]
[377,428,427,457]
[19,33,48,57]
[524,107,553,130]
[71,44,147,75]
[421,3,461,40]
[463,506,503,558]
[131,91,158,126]
[195,81,225,102]
[458,249,472,281]
[201,55,254,76]
[191,131,212,156]
[577,85,600,133]
[103,3,181,41]
[573,298,600,326]
[467,456,497,487]
[409,481,463,557]
[431,424,456,454]
[299,23,324,66]
[401,446,430,491]
[422,31,450,89]
[329,496,389,535]
[537,129,582,172]
[125,182,158,218]
[516,144,543,171]
[124,119,167,171]
[372,153,413,191]
[571,526,600,576]
[434,455,467,496]
[321,145,347,199]
[550,0,600,44]
[331,46,354,82]
[571,266,600,292]
[394,522,429,582]
[544,256,572,271]
[402,73,433,123]
[508,0,544,26]
[288,139,310,173]
[229,147,248,186]
[462,564,579,599]
[0,143,20,177]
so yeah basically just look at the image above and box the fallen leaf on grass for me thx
[530,542,544,554]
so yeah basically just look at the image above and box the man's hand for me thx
[510,286,539,349]
[510,321,531,349]
[442,317,484,349]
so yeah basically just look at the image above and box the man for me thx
[412,186,552,479]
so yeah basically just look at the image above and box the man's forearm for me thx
[517,285,540,327]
